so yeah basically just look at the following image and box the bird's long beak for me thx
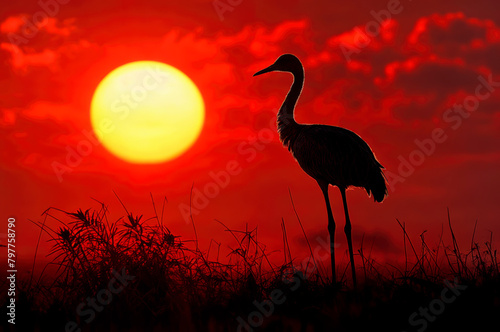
[253,64,276,76]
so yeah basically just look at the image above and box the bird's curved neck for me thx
[278,68,303,129]
[277,67,303,149]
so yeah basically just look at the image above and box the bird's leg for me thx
[340,188,357,288]
[317,180,336,285]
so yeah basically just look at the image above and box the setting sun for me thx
[90,61,205,164]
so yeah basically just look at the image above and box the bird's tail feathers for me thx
[367,168,387,203]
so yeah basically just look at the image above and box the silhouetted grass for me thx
[3,201,499,331]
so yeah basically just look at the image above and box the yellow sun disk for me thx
[90,61,205,163]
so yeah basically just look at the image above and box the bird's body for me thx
[254,54,387,287]
[280,123,387,203]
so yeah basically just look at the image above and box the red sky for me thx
[1,0,499,273]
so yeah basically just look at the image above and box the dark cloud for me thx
[391,60,480,95]
[405,12,500,72]
[295,227,401,256]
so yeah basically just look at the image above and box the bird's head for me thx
[253,54,302,76]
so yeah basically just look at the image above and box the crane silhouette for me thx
[253,54,387,287]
